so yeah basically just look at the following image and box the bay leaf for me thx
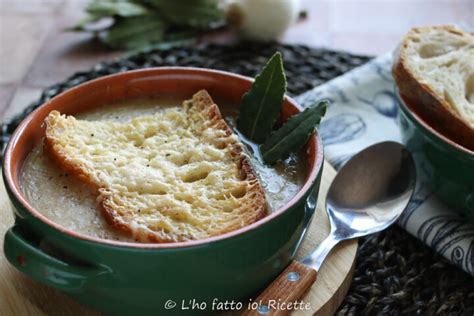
[103,15,165,50]
[260,100,328,165]
[145,0,223,28]
[237,52,286,143]
[86,0,149,18]
[67,0,223,50]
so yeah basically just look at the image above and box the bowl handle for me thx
[4,225,111,292]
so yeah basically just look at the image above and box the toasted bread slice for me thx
[392,25,474,150]
[44,90,267,243]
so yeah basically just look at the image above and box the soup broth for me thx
[21,98,307,242]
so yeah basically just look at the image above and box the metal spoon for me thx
[245,141,416,316]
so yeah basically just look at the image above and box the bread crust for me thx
[44,90,268,243]
[392,25,474,151]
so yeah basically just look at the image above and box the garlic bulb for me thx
[225,0,301,41]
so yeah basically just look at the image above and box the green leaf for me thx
[103,15,165,50]
[237,52,287,143]
[67,1,148,32]
[143,0,223,28]
[260,100,328,165]
[67,0,224,49]
[86,0,149,18]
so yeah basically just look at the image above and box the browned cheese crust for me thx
[44,90,268,243]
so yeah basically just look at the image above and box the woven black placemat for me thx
[2,42,473,315]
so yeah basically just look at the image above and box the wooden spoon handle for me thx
[243,261,317,316]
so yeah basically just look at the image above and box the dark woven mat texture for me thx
[1,43,473,315]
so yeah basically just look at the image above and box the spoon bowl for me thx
[302,141,416,270]
[326,141,416,239]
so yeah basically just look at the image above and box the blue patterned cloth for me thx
[296,54,474,276]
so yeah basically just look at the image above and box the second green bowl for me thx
[397,91,474,220]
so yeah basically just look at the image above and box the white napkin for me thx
[296,54,474,276]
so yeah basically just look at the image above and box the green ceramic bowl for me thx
[397,91,474,220]
[3,68,324,315]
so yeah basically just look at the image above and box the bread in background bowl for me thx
[393,25,474,219]
[392,25,474,151]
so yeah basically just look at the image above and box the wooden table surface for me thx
[0,0,473,124]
